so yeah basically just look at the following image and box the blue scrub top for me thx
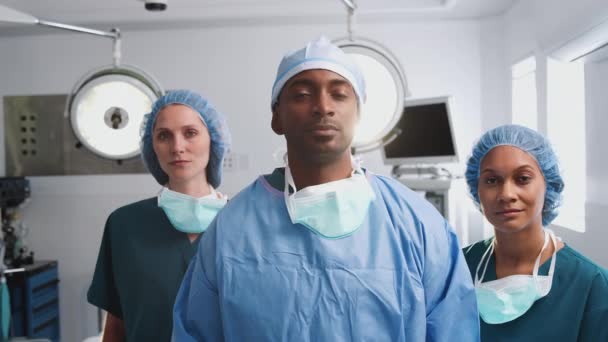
[173,168,480,341]
[463,238,608,342]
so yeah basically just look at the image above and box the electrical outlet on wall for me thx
[222,149,235,172]
[222,150,249,172]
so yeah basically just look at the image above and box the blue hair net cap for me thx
[140,90,231,188]
[465,124,564,226]
[271,35,366,109]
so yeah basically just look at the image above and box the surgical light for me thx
[0,4,163,161]
[68,68,162,159]
[335,0,410,153]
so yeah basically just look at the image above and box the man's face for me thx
[271,69,359,164]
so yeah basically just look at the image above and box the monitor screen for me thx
[382,96,458,165]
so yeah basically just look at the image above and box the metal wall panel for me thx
[4,95,147,176]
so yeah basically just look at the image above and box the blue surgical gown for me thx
[173,169,479,341]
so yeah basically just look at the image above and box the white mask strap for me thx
[533,229,559,295]
[284,165,297,195]
[546,230,558,277]
[532,230,550,276]
[284,154,362,195]
[475,238,495,285]
[533,229,558,278]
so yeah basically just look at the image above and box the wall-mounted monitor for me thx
[382,96,458,166]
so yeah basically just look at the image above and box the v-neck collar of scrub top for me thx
[263,167,370,192]
[478,239,566,282]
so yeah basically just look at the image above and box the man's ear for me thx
[271,104,284,135]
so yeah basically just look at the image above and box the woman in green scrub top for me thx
[87,90,231,342]
[462,124,608,341]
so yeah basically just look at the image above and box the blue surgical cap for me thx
[140,90,231,188]
[271,36,366,109]
[465,124,564,226]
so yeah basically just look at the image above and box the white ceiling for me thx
[0,0,517,34]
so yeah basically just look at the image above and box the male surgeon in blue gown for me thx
[172,36,480,342]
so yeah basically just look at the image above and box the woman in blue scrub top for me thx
[463,124,608,341]
[87,90,231,342]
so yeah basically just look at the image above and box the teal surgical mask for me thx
[284,159,375,239]
[475,229,558,324]
[158,187,227,234]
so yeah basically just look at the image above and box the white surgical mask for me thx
[475,229,558,324]
[284,158,375,239]
[158,187,227,234]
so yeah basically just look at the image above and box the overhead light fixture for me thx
[335,0,410,154]
[68,65,163,159]
[0,4,164,161]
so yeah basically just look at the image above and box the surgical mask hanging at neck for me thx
[158,187,227,234]
[475,229,558,324]
[284,158,375,239]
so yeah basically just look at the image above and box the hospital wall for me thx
[480,0,608,269]
[0,20,483,341]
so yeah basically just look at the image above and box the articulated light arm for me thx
[36,19,118,39]
[339,0,357,41]
[0,4,122,65]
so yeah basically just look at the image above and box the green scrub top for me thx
[88,197,201,342]
[463,238,608,342]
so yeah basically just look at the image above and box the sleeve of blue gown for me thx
[172,221,224,342]
[423,220,480,342]
[578,270,608,342]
